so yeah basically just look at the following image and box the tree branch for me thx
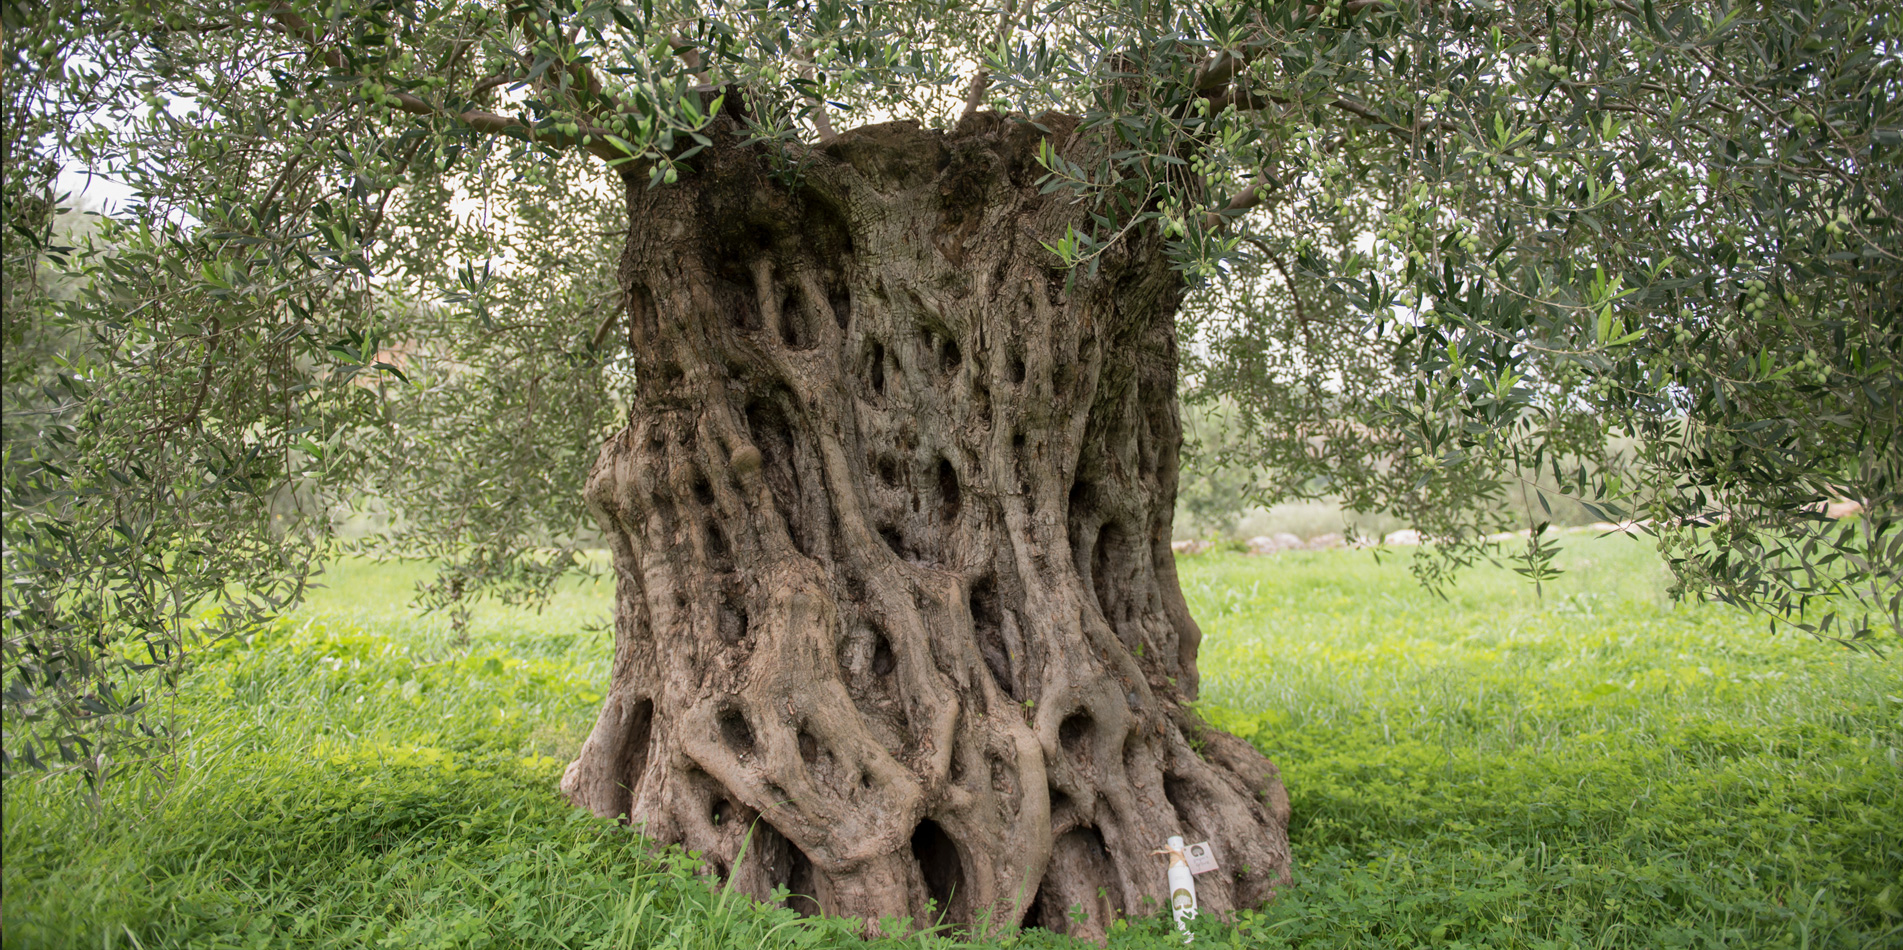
[1322,95,1456,141]
[139,317,222,439]
[1188,0,1409,151]
[800,60,837,142]
[257,153,302,210]
[467,71,521,101]
[590,309,620,350]
[1191,2,1387,95]
[962,0,1023,120]
[1202,173,1284,230]
[263,3,636,168]
[671,34,711,81]
[961,69,992,120]
[1246,237,1314,351]
[1201,82,1447,146]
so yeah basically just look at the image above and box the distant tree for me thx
[3,0,1896,937]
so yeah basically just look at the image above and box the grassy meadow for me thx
[4,535,1900,949]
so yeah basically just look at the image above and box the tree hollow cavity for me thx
[911,819,969,928]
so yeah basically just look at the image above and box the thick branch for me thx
[962,69,992,120]
[467,71,522,101]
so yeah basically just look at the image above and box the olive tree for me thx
[3,0,1896,937]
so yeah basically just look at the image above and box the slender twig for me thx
[1245,237,1314,351]
[364,137,431,243]
[256,153,301,210]
[467,71,521,101]
[139,317,222,438]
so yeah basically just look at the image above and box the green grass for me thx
[4,538,1900,949]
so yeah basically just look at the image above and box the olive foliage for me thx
[3,0,1897,785]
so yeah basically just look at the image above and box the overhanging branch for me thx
[264,3,636,167]
[1190,1,1390,97]
[1203,84,1453,146]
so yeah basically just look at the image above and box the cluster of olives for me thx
[1824,211,1855,236]
[1549,360,1598,391]
[1378,213,1430,263]
[276,97,322,122]
[1739,278,1776,317]
[1556,358,1625,399]
[1672,310,1699,344]
[1796,349,1832,386]
[1425,90,1452,107]
[358,81,404,109]
[1528,54,1567,78]
[1381,214,1482,260]
[1317,0,1345,20]
[1159,198,1189,238]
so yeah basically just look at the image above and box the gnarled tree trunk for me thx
[561,112,1292,940]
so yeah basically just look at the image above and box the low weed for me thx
[4,539,1898,948]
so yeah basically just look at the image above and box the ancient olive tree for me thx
[4,0,1898,938]
[555,112,1296,932]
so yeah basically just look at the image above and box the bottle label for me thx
[1184,841,1219,875]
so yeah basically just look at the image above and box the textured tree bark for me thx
[561,112,1292,940]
